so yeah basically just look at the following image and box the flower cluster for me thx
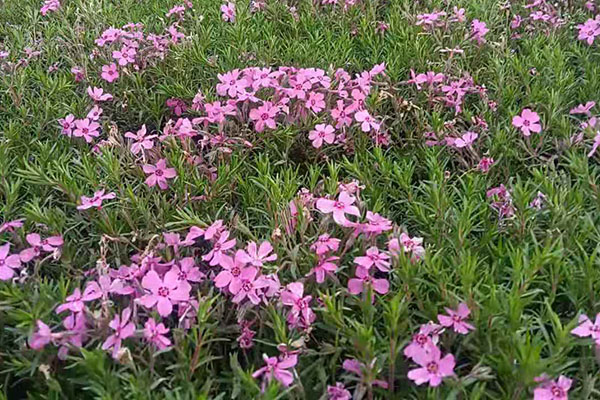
[510,0,566,39]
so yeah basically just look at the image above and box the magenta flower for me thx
[0,243,21,280]
[0,218,24,233]
[217,69,245,97]
[306,92,326,113]
[87,86,113,102]
[389,232,425,261]
[29,320,59,350]
[86,105,103,121]
[281,282,315,327]
[316,191,361,227]
[77,189,116,210]
[73,118,101,143]
[571,313,600,344]
[144,318,171,350]
[437,302,475,334]
[348,267,389,296]
[249,101,278,132]
[512,108,542,136]
[143,159,177,190]
[330,100,353,128]
[101,63,119,83]
[354,246,390,272]
[124,125,156,155]
[102,308,135,359]
[214,252,254,292]
[327,383,351,400]
[229,267,269,304]
[471,19,489,45]
[407,344,455,387]
[40,0,60,16]
[252,352,298,387]
[172,257,204,285]
[354,110,380,132]
[55,287,98,314]
[308,255,339,283]
[404,323,441,360]
[570,101,595,117]
[20,233,63,262]
[138,270,191,316]
[237,241,277,267]
[221,1,236,23]
[533,375,572,400]
[202,230,236,266]
[477,157,495,173]
[310,234,340,255]
[309,124,335,148]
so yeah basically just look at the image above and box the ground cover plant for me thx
[3,0,600,398]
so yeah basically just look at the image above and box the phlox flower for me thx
[0,243,21,280]
[571,313,600,344]
[112,45,136,66]
[306,92,326,113]
[214,252,254,291]
[308,256,338,283]
[101,63,119,83]
[40,0,60,16]
[73,118,101,143]
[388,233,425,261]
[57,311,87,359]
[471,19,489,45]
[437,302,475,334]
[102,308,135,359]
[221,2,236,23]
[249,101,278,132]
[237,320,256,349]
[217,69,246,97]
[570,101,595,117]
[316,191,361,227]
[363,211,392,236]
[447,131,478,148]
[309,124,335,148]
[327,383,351,400]
[20,233,63,262]
[87,86,113,102]
[29,320,60,350]
[354,110,380,132]
[143,159,177,190]
[202,230,236,266]
[533,375,572,400]
[281,282,315,327]
[144,318,171,350]
[171,257,204,285]
[354,246,390,272]
[229,267,269,304]
[58,114,76,136]
[512,108,542,136]
[86,105,103,121]
[77,189,116,210]
[478,157,495,173]
[166,98,187,116]
[55,287,98,314]
[0,218,24,233]
[407,343,455,387]
[138,269,191,316]
[348,267,389,296]
[330,100,353,128]
[125,124,156,155]
[252,352,298,387]
[589,132,600,158]
[310,234,340,255]
[237,241,277,267]
[577,16,600,45]
[404,322,442,360]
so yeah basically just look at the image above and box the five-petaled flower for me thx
[512,108,542,136]
[143,159,177,190]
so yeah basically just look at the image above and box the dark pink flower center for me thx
[551,386,564,397]
[242,280,253,292]
[158,286,170,297]
[591,325,600,332]
[334,201,346,210]
[261,113,269,120]
[0,259,4,266]
[415,334,428,345]
[452,315,462,323]
[155,169,164,177]
[231,266,241,277]
[523,120,530,127]
[426,362,439,373]
[178,271,187,281]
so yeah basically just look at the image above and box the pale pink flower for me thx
[58,114,76,136]
[355,110,380,132]
[533,375,572,400]
[202,230,236,266]
[0,243,21,280]
[512,108,542,136]
[281,282,315,327]
[144,318,171,350]
[29,320,59,350]
[124,125,157,155]
[363,211,392,236]
[73,119,101,143]
[214,251,254,291]
[237,241,277,267]
[348,267,389,295]
[407,344,455,387]
[330,100,353,128]
[252,352,298,387]
[217,69,246,97]
[249,101,278,132]
[40,0,60,16]
[308,256,338,283]
[0,218,24,233]
[101,63,119,83]
[309,124,335,148]
[389,233,425,261]
[355,246,390,272]
[570,101,595,117]
[316,191,361,226]
[306,92,326,113]
[447,131,478,148]
[221,2,236,22]
[102,308,135,359]
[20,233,63,262]
[77,189,116,210]
[112,46,136,66]
[437,302,475,334]
[571,313,600,344]
[229,267,269,304]
[55,287,97,314]
[138,270,191,316]
[171,257,204,285]
[404,322,441,360]
[87,86,113,102]
[327,383,351,400]
[471,19,489,45]
[143,159,177,190]
[310,234,340,255]
[86,105,103,121]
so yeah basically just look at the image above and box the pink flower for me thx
[330,100,353,129]
[363,211,392,236]
[221,2,236,22]
[354,246,390,272]
[102,308,135,359]
[281,282,315,327]
[477,157,495,173]
[144,318,171,350]
[316,191,361,226]
[237,320,256,349]
[309,124,335,148]
[310,234,340,255]
[570,101,595,117]
[327,383,351,400]
[389,233,425,261]
[40,0,60,16]
[58,114,76,137]
[229,267,269,304]
[249,101,278,132]
[143,159,177,190]
[252,352,298,387]
[0,243,21,280]
[437,302,475,334]
[202,230,236,266]
[214,252,255,292]
[112,46,136,66]
[125,124,156,155]
[217,69,246,97]
[348,267,389,295]
[77,189,116,210]
[171,257,204,285]
[20,233,63,262]
[0,218,24,233]
[86,105,103,121]
[342,359,388,388]
[308,255,339,283]
[407,344,455,387]
[101,63,119,83]
[404,322,441,360]
[354,110,380,132]
[577,16,600,45]
[533,375,572,400]
[571,313,600,344]
[138,270,191,316]
[73,118,101,143]
[237,241,277,267]
[29,320,59,350]
[512,108,542,137]
[306,92,326,113]
[87,86,113,102]
[471,19,489,45]
[447,131,478,148]
[55,287,98,314]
